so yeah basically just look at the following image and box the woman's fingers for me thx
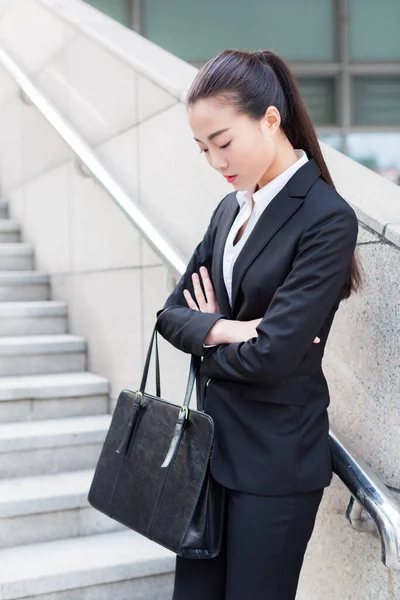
[183,289,199,310]
[191,272,207,311]
[199,266,218,309]
[184,266,219,313]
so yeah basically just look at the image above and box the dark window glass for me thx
[349,0,400,61]
[84,0,131,26]
[352,77,400,126]
[298,77,337,125]
[142,0,336,63]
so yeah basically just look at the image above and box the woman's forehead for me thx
[188,100,244,135]
[188,98,234,121]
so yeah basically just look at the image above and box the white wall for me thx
[0,1,399,597]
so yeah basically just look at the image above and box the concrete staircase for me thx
[0,200,175,599]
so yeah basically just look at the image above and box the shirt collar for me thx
[236,149,309,210]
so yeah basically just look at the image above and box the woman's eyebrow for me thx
[193,128,231,143]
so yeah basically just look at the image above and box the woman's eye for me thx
[199,141,231,154]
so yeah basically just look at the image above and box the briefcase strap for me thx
[138,308,170,398]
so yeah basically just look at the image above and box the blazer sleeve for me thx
[199,205,359,385]
[156,195,230,357]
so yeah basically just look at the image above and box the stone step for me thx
[0,219,20,242]
[0,271,50,301]
[0,300,67,336]
[0,334,87,377]
[0,530,175,600]
[0,243,34,270]
[0,371,109,422]
[0,200,8,218]
[0,414,111,478]
[0,469,124,548]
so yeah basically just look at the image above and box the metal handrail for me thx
[330,427,400,568]
[1,45,399,569]
[0,47,186,280]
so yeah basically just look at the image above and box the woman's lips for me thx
[224,175,237,183]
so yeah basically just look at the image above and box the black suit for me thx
[156,158,358,599]
[157,157,358,496]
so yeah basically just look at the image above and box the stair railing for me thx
[0,47,186,281]
[330,427,400,568]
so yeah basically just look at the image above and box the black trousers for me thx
[172,484,324,600]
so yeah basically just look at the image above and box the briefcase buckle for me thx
[179,405,188,419]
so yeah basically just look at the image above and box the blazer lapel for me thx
[230,158,321,315]
[212,198,240,318]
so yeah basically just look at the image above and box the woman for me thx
[156,49,362,600]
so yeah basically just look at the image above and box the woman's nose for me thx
[210,153,228,171]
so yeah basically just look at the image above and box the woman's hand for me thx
[204,318,321,346]
[249,319,320,344]
[183,266,221,314]
[207,318,265,345]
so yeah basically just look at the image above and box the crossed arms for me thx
[156,200,358,387]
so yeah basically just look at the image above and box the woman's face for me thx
[187,97,280,191]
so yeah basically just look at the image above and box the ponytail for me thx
[258,50,334,188]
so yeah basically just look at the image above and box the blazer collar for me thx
[212,158,321,318]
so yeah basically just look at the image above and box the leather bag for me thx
[87,308,225,558]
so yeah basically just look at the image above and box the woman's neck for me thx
[258,141,300,188]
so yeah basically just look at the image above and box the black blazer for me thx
[156,158,358,496]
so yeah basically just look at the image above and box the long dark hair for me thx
[187,49,362,298]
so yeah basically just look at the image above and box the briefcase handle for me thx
[139,307,200,409]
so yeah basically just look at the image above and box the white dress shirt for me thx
[203,149,309,347]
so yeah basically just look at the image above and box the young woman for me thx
[156,49,362,600]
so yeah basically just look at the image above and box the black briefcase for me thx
[87,309,225,558]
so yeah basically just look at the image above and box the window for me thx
[352,77,400,126]
[84,0,131,27]
[349,0,400,62]
[298,77,338,126]
[141,0,336,64]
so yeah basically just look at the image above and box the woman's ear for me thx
[265,105,281,136]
